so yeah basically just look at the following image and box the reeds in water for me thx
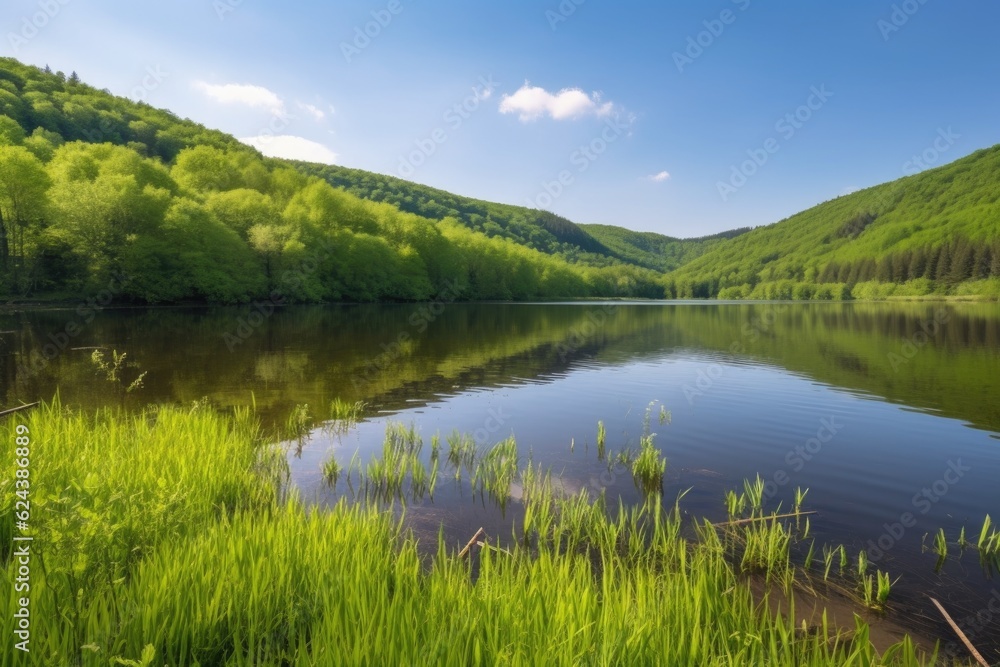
[0,401,936,666]
[631,434,666,496]
[471,436,519,506]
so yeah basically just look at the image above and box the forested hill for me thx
[293,161,750,273]
[290,161,611,258]
[580,224,751,273]
[1,55,997,305]
[665,144,1000,300]
[0,57,667,302]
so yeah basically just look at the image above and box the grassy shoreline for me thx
[0,401,965,665]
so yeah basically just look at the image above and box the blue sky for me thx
[3,0,998,237]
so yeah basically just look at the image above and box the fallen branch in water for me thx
[712,511,817,528]
[459,527,486,560]
[928,597,989,667]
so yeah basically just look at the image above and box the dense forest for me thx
[665,145,1000,300]
[579,224,751,273]
[0,58,665,302]
[292,161,749,272]
[0,56,997,304]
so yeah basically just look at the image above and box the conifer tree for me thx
[949,238,974,283]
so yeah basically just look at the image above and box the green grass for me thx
[0,402,940,666]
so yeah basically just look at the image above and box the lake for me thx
[2,301,999,657]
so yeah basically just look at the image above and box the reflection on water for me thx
[1,301,999,656]
[3,302,999,430]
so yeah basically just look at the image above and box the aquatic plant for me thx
[744,475,767,517]
[925,527,949,569]
[327,398,367,436]
[794,487,809,514]
[631,434,666,496]
[322,454,341,486]
[285,403,312,444]
[362,422,431,501]
[0,402,937,666]
[740,519,792,580]
[471,436,519,506]
[860,570,894,612]
[978,514,999,557]
[446,429,476,472]
[91,348,147,403]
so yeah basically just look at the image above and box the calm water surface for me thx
[2,301,999,656]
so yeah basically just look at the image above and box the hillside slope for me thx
[0,57,665,302]
[293,161,754,273]
[665,145,1000,299]
[290,161,611,258]
[581,224,751,273]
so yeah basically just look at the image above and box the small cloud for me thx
[840,186,860,196]
[648,171,671,182]
[193,81,285,114]
[239,135,337,164]
[297,101,326,122]
[499,82,618,122]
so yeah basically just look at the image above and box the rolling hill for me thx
[665,145,1000,300]
[0,55,997,304]
[0,57,667,302]
[291,161,749,272]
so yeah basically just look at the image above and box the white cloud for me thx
[297,101,326,122]
[239,135,338,164]
[193,81,285,114]
[499,82,616,122]
[649,171,671,182]
[840,185,861,196]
